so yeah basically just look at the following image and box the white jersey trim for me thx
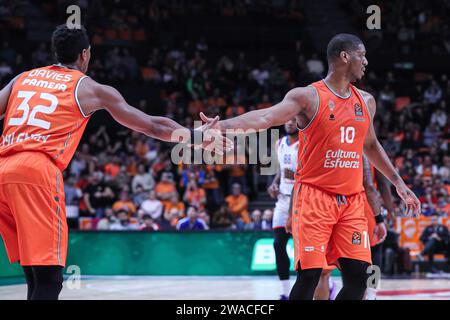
[74,75,89,118]
[298,85,320,132]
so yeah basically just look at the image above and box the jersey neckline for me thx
[321,79,352,99]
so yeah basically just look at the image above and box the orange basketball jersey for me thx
[296,80,370,195]
[0,65,90,171]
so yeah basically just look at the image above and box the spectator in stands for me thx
[83,171,116,218]
[225,183,250,228]
[262,209,273,230]
[183,179,207,210]
[139,214,160,231]
[306,53,324,78]
[112,190,137,217]
[64,175,83,229]
[419,216,450,273]
[110,209,139,231]
[423,80,442,104]
[155,172,177,203]
[198,209,210,230]
[132,164,155,193]
[430,103,448,128]
[176,206,208,231]
[211,204,235,229]
[96,208,115,230]
[203,165,222,211]
[132,184,148,207]
[139,190,164,222]
[70,151,87,178]
[245,209,263,230]
[164,193,185,221]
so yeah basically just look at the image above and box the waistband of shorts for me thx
[295,182,364,198]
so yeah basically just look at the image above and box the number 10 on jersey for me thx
[340,126,355,144]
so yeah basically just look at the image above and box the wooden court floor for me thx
[1,275,450,300]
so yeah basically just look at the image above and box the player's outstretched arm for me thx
[361,90,421,217]
[200,86,315,132]
[77,77,231,153]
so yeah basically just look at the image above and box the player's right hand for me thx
[267,183,279,198]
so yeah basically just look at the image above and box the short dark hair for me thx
[326,33,363,63]
[142,214,152,220]
[51,24,89,63]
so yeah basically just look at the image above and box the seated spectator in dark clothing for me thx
[176,206,208,231]
[245,209,263,231]
[419,216,450,273]
[83,171,116,218]
[139,214,160,231]
[211,204,235,229]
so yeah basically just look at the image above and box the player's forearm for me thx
[271,170,281,186]
[142,115,190,143]
[365,185,382,216]
[364,140,406,188]
[220,108,276,132]
[114,106,189,143]
[375,170,396,215]
[363,156,382,216]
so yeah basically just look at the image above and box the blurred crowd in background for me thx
[0,0,448,233]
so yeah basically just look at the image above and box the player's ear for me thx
[340,51,349,64]
[81,47,90,61]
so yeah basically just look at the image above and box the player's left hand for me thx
[374,221,387,244]
[395,184,421,218]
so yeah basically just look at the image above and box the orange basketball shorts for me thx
[291,182,371,270]
[0,151,67,266]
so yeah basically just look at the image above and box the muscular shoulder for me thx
[357,89,376,117]
[284,86,317,112]
[77,77,122,114]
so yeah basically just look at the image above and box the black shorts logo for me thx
[352,232,361,245]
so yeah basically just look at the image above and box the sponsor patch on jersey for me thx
[352,232,361,245]
[354,103,363,116]
[304,246,314,252]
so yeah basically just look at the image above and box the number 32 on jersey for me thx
[8,90,58,130]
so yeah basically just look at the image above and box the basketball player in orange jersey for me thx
[200,33,420,300]
[0,25,230,300]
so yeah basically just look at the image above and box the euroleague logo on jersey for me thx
[352,231,361,245]
[354,103,365,121]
